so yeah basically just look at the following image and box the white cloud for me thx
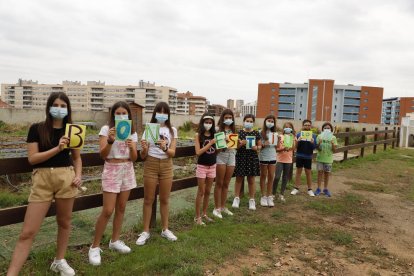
[1,0,413,105]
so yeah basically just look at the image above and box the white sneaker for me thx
[109,240,131,254]
[212,208,223,219]
[161,229,178,241]
[249,199,256,210]
[88,247,102,266]
[290,188,299,195]
[307,189,315,197]
[221,207,233,216]
[279,195,286,203]
[267,196,274,207]
[136,231,150,246]
[260,196,268,206]
[232,197,240,208]
[50,258,75,275]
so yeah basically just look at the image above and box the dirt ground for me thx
[209,158,414,275]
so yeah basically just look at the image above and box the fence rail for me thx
[0,127,400,227]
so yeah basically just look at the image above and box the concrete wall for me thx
[0,108,394,132]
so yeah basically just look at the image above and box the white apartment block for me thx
[241,101,257,117]
[1,79,178,113]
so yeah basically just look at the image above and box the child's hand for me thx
[58,136,70,151]
[126,139,134,149]
[209,138,216,145]
[252,146,258,151]
[141,140,148,151]
[72,175,82,187]
[318,139,322,145]
[157,139,167,151]
[264,140,270,146]
[108,127,116,142]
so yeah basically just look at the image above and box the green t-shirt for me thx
[316,134,338,164]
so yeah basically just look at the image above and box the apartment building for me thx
[176,91,207,116]
[382,97,414,125]
[257,79,383,123]
[1,79,178,113]
[208,104,226,116]
[241,101,257,117]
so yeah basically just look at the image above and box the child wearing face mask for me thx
[273,122,296,203]
[8,92,82,276]
[232,114,262,210]
[88,101,138,266]
[194,113,217,225]
[315,122,337,197]
[136,101,178,245]
[213,109,236,219]
[259,115,277,207]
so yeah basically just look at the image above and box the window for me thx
[299,111,302,115]
[271,95,275,99]
[364,91,369,95]
[334,113,336,116]
[300,104,302,107]
[362,114,367,118]
[364,99,368,103]
[335,105,337,109]
[271,88,275,92]
[363,107,368,110]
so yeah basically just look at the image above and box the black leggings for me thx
[273,162,292,195]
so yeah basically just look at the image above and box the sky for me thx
[1,0,414,105]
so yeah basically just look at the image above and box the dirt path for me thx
[209,158,414,275]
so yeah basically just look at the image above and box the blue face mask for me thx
[284,128,292,134]
[115,114,129,120]
[224,119,233,126]
[155,113,168,123]
[49,107,68,119]
[244,122,253,129]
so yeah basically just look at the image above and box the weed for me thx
[329,230,353,245]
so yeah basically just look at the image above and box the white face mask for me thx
[323,129,332,133]
[49,107,68,119]
[266,122,274,129]
[115,114,129,120]
[224,119,233,125]
[204,123,212,131]
[244,122,253,129]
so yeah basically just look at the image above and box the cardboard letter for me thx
[115,120,131,141]
[64,124,86,149]
[283,134,293,148]
[145,123,160,143]
[214,132,227,149]
[227,134,238,149]
[267,132,278,146]
[300,131,313,142]
[246,136,256,149]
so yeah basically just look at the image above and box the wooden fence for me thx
[0,127,399,227]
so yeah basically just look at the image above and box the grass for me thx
[344,181,389,193]
[2,209,295,275]
[329,230,353,245]
[307,192,371,217]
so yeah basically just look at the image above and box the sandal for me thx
[194,217,206,226]
[202,214,214,222]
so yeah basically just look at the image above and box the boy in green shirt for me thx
[315,122,337,197]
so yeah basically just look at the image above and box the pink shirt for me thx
[276,135,295,163]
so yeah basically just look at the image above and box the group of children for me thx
[6,92,337,276]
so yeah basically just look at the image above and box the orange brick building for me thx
[257,79,383,124]
[382,97,414,125]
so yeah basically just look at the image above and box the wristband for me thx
[107,139,114,145]
[162,147,168,152]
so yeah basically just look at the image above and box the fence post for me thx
[373,127,378,154]
[392,127,396,149]
[360,128,366,158]
[396,127,400,148]
[343,127,350,161]
[150,186,159,229]
[384,127,388,151]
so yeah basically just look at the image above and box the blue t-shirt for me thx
[296,132,317,159]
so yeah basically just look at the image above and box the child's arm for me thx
[71,148,82,187]
[195,134,215,156]
[127,138,138,162]
[27,136,69,165]
[164,137,177,158]
[99,127,115,159]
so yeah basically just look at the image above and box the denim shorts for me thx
[216,150,236,166]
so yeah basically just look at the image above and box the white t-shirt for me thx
[142,126,178,159]
[99,125,138,159]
